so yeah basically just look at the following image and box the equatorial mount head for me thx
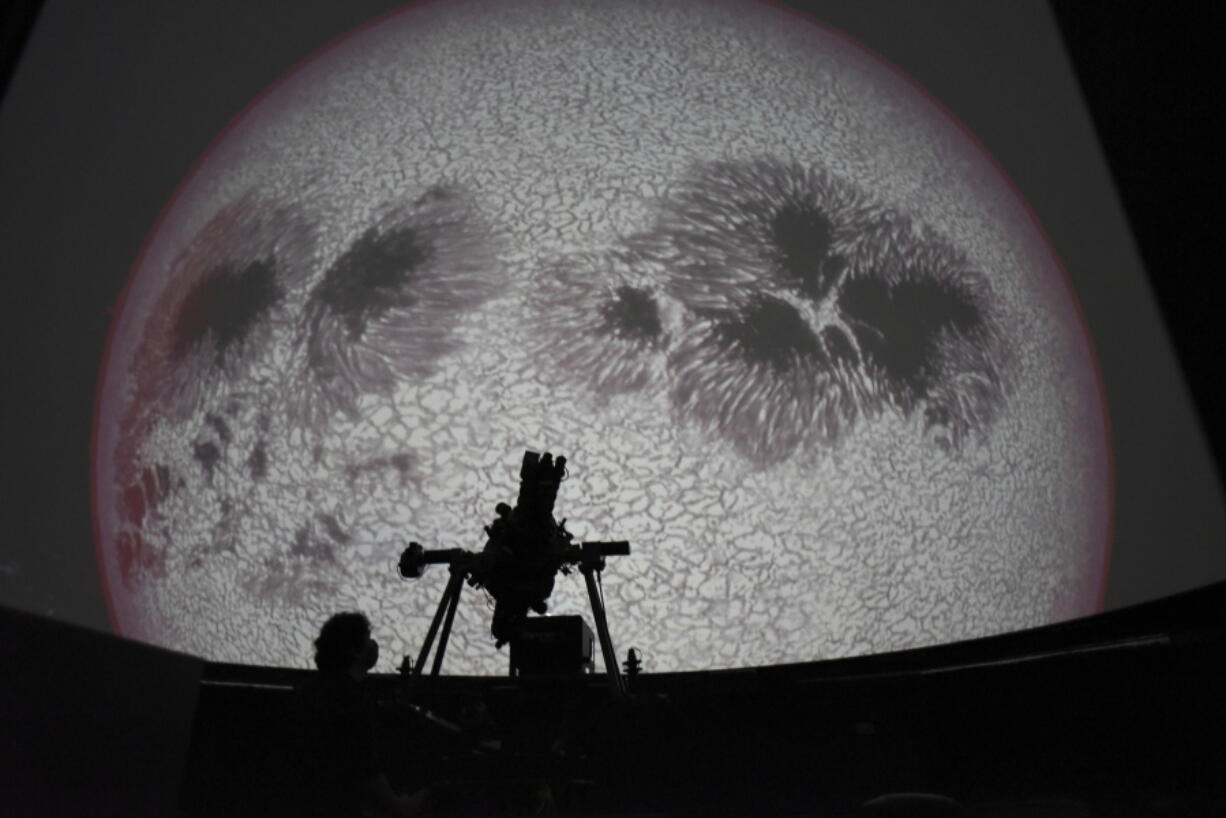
[397,450,630,647]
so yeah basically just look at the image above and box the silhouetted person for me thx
[294,611,429,818]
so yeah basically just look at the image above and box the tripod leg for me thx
[583,567,626,699]
[414,570,465,676]
[431,570,464,676]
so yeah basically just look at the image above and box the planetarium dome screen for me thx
[3,1,1219,675]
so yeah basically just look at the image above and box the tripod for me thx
[403,542,629,699]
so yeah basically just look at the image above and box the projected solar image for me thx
[93,0,1109,674]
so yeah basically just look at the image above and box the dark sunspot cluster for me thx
[529,157,1012,464]
[171,259,282,363]
[298,185,503,424]
[116,184,498,594]
[132,195,316,422]
[528,246,674,395]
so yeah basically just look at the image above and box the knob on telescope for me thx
[399,542,427,578]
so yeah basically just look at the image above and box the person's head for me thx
[314,611,379,677]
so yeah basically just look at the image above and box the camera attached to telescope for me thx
[398,451,630,695]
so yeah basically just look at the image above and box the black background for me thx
[1052,2,1226,474]
[0,1,1222,641]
